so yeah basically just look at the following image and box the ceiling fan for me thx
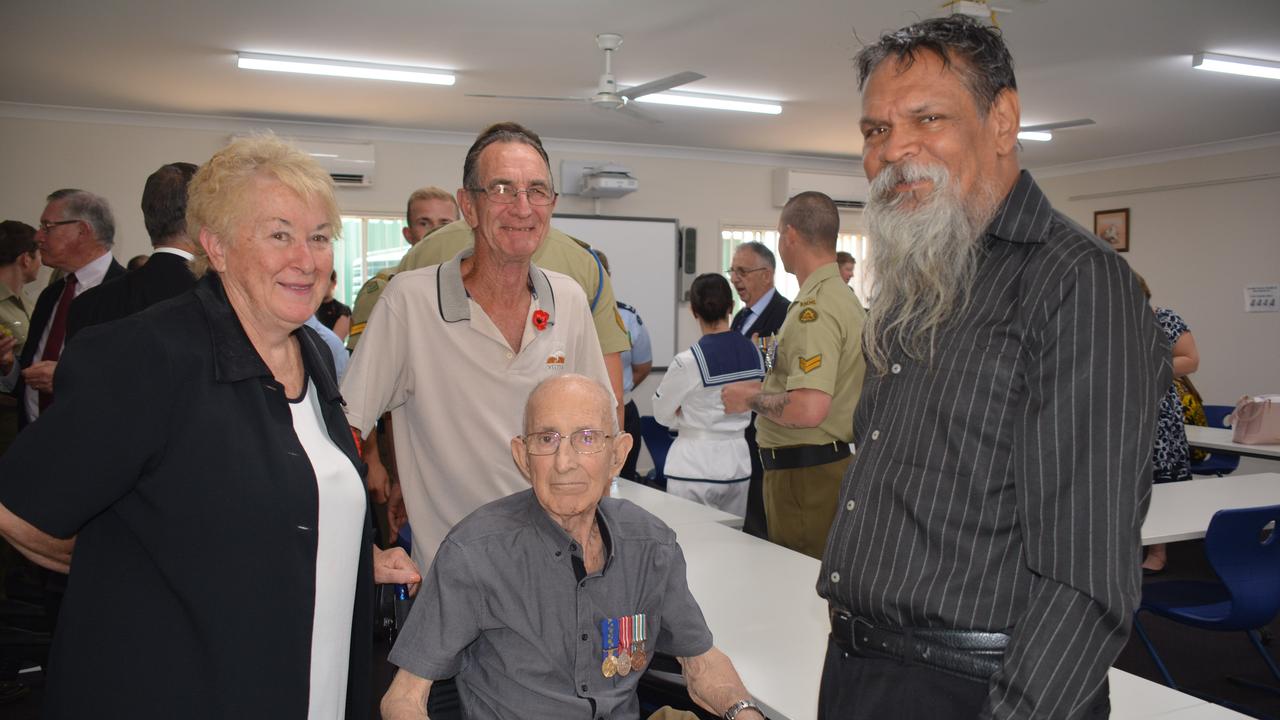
[465,33,705,123]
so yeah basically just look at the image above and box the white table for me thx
[1142,473,1280,545]
[610,478,744,528]
[1185,425,1280,461]
[619,477,1248,718]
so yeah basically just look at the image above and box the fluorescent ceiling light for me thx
[237,52,455,86]
[1192,52,1280,80]
[1017,130,1052,142]
[634,91,782,115]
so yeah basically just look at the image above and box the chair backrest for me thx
[1203,404,1235,429]
[640,415,676,480]
[1205,504,1280,630]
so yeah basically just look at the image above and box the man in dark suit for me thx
[68,163,198,340]
[728,241,789,539]
[11,189,124,427]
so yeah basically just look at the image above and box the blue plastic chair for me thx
[639,416,677,488]
[1133,504,1280,712]
[1190,405,1241,477]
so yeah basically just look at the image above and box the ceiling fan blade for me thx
[465,93,587,102]
[1020,118,1096,132]
[615,103,663,124]
[619,71,706,100]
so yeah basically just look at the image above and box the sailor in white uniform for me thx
[652,274,765,516]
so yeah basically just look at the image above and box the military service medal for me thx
[616,615,633,676]
[601,618,618,678]
[630,613,648,670]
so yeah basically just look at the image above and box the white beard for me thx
[862,161,998,373]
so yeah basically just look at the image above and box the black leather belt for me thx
[829,609,1008,683]
[759,442,850,470]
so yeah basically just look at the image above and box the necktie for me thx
[38,272,77,410]
[732,307,751,334]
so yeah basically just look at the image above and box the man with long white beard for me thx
[816,16,1168,720]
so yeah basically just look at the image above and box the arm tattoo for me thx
[748,391,791,422]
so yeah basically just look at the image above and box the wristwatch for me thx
[724,699,764,720]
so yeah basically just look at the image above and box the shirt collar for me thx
[72,250,116,291]
[748,287,776,317]
[523,488,617,575]
[191,273,341,403]
[983,170,1053,246]
[152,246,195,261]
[437,246,557,327]
[797,262,841,297]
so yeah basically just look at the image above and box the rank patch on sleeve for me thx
[798,307,819,323]
[799,354,822,373]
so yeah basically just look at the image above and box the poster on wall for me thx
[1244,284,1279,313]
[1093,208,1129,252]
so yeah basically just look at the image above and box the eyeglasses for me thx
[37,219,80,234]
[467,183,557,206]
[521,429,613,455]
[728,266,769,278]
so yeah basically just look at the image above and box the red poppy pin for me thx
[532,309,550,331]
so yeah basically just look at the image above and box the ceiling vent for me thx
[772,168,869,210]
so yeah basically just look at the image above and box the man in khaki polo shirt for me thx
[341,123,612,566]
[0,221,41,454]
[722,192,866,559]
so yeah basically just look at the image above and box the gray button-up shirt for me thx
[819,171,1169,719]
[390,489,714,719]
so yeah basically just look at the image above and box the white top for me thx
[290,381,366,720]
[340,250,611,567]
[652,347,753,482]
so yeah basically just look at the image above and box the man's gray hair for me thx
[47,188,115,247]
[736,241,776,271]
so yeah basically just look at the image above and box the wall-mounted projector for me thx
[560,160,640,199]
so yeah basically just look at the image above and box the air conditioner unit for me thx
[772,168,868,209]
[291,138,376,187]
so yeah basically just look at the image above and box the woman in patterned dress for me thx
[1137,274,1200,573]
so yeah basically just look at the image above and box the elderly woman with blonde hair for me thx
[0,135,419,719]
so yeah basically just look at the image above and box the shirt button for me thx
[506,352,513,359]
[582,633,589,641]
[569,543,578,551]
[830,572,841,583]
[581,683,588,692]
[871,430,880,440]
[846,500,856,511]
[891,363,902,374]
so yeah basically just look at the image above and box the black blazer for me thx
[0,273,373,719]
[67,251,195,340]
[16,257,125,426]
[732,288,790,338]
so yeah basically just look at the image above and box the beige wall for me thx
[3,110,1275,411]
[1037,146,1280,407]
[0,111,865,357]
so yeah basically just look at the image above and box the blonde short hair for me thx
[405,186,458,225]
[187,134,341,275]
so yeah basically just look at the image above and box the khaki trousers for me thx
[763,454,850,560]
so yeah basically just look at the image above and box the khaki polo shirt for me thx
[344,268,394,351]
[399,220,631,355]
[340,249,612,566]
[0,285,31,353]
[756,262,867,449]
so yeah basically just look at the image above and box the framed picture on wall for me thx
[1094,208,1130,252]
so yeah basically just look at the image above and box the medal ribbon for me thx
[619,615,631,656]
[601,618,614,659]
[634,613,645,646]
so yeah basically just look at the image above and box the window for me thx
[333,215,411,307]
[720,226,871,307]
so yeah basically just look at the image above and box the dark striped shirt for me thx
[818,171,1169,719]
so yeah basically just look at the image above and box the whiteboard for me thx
[552,214,681,368]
